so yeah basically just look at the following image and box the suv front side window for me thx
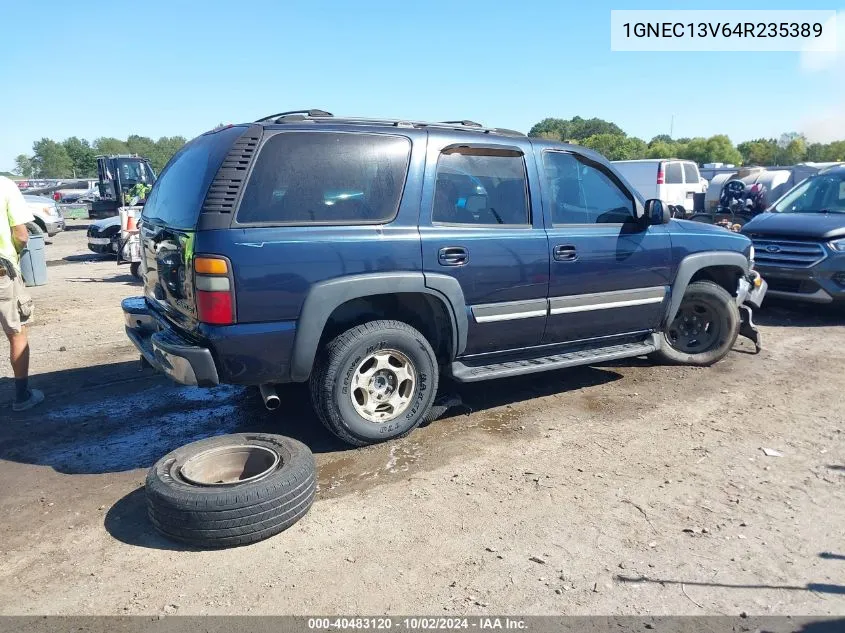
[542,151,635,225]
[432,148,530,226]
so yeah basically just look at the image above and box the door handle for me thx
[438,246,468,266]
[553,244,577,262]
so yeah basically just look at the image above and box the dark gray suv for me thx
[742,164,845,305]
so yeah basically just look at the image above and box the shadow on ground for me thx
[66,273,140,285]
[755,301,844,328]
[62,253,112,263]
[104,487,194,551]
[0,357,622,475]
[616,573,845,596]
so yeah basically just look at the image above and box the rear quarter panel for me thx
[196,225,423,323]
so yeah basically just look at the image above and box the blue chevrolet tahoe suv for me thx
[122,110,767,446]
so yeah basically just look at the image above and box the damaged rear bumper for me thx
[122,297,219,387]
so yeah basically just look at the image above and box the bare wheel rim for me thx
[667,300,721,353]
[179,445,280,487]
[350,349,417,423]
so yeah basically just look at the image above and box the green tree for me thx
[581,134,647,161]
[823,141,845,161]
[645,140,677,159]
[31,138,74,177]
[150,136,186,172]
[94,137,130,156]
[779,137,807,165]
[14,154,34,177]
[737,139,778,166]
[528,116,624,142]
[704,135,742,165]
[62,137,96,177]
[126,134,157,159]
[649,134,673,146]
[677,135,741,165]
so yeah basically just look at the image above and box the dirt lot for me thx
[0,222,843,616]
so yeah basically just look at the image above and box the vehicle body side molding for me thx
[665,251,750,326]
[290,272,467,382]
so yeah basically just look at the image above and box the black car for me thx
[742,164,845,305]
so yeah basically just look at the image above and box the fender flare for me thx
[290,272,467,382]
[665,251,750,326]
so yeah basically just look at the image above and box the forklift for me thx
[89,155,156,219]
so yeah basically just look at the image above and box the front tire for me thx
[310,320,439,446]
[651,281,739,366]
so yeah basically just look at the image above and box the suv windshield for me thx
[773,173,845,214]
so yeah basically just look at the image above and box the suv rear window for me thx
[237,132,411,225]
[142,126,246,229]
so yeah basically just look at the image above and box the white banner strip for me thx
[610,10,838,52]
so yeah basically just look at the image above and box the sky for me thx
[1,0,843,171]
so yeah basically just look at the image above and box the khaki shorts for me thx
[0,273,33,335]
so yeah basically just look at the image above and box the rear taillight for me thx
[194,256,235,325]
[656,163,665,184]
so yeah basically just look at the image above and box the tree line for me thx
[9,118,845,179]
[528,117,845,165]
[12,135,187,179]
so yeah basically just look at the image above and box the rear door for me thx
[419,134,549,356]
[663,160,685,206]
[140,125,248,332]
[682,161,702,210]
[538,149,673,345]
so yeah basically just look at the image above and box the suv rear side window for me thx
[683,162,700,184]
[665,162,683,184]
[432,148,529,226]
[238,132,411,225]
[142,125,245,229]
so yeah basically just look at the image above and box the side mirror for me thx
[644,199,671,225]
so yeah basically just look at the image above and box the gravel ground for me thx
[0,224,843,616]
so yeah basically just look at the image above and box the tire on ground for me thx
[145,433,316,548]
[310,320,439,447]
[650,280,740,367]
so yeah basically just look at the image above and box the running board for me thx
[449,336,659,383]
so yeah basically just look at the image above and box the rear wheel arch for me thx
[290,273,467,382]
[666,252,749,326]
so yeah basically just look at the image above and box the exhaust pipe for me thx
[259,384,281,411]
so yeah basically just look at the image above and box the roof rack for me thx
[254,111,525,137]
[255,109,334,123]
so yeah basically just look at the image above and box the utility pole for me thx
[670,114,674,139]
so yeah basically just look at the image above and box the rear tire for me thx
[650,281,739,366]
[310,320,439,446]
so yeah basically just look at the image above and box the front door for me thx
[538,149,673,346]
[420,135,549,356]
